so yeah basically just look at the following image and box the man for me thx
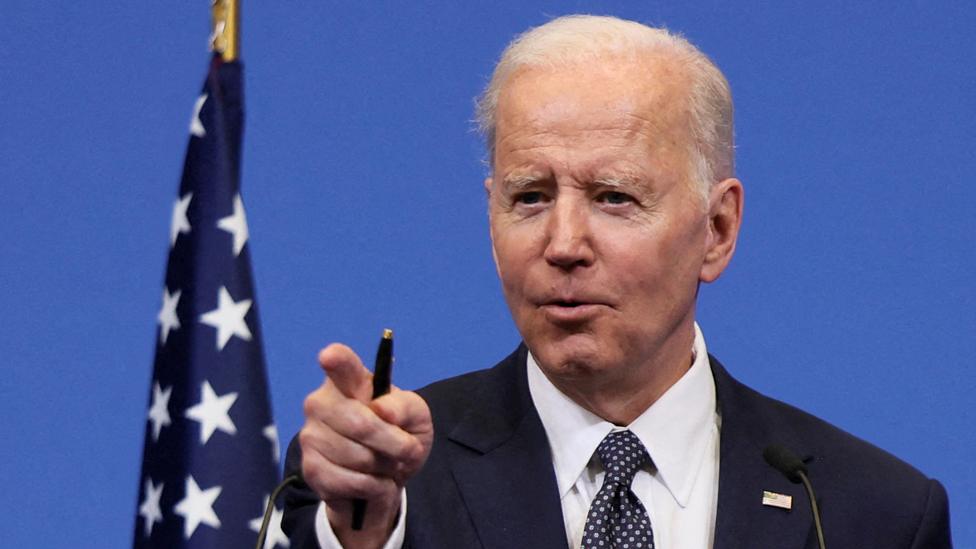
[282,15,951,549]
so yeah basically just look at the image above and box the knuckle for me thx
[344,412,376,440]
[347,449,377,473]
[389,434,415,461]
[298,426,317,452]
[302,393,321,418]
[404,393,433,423]
[403,390,427,409]
[407,437,426,461]
[400,440,425,470]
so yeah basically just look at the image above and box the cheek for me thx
[610,225,699,299]
[646,224,708,305]
[492,233,532,297]
[491,218,540,268]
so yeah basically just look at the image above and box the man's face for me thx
[487,56,719,389]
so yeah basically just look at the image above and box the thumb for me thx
[318,343,373,402]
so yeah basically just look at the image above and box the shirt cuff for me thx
[313,490,407,549]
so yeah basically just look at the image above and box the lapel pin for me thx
[762,490,793,510]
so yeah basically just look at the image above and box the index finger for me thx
[318,343,373,402]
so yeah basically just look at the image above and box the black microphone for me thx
[763,444,807,482]
[763,445,826,549]
[254,474,301,549]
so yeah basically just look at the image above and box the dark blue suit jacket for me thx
[282,345,951,548]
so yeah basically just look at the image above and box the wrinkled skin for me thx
[486,56,742,424]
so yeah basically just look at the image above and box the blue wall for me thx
[1,3,972,546]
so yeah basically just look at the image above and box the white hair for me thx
[475,15,734,200]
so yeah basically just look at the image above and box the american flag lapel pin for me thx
[762,490,793,510]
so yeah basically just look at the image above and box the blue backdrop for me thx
[1,3,973,547]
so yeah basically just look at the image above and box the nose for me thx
[543,196,595,270]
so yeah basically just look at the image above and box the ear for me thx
[700,178,743,283]
[484,177,502,274]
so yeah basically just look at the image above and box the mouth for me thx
[538,299,608,323]
[548,300,587,307]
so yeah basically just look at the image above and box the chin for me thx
[530,333,610,379]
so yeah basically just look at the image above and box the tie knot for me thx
[596,430,648,486]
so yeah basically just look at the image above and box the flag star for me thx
[157,287,182,345]
[217,193,250,256]
[249,496,290,549]
[174,475,221,539]
[185,380,238,444]
[138,478,164,538]
[263,424,281,463]
[170,192,193,247]
[200,286,253,351]
[190,93,207,137]
[147,382,172,441]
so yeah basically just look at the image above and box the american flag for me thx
[133,55,286,549]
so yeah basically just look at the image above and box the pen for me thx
[351,328,394,530]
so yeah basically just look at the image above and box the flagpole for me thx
[211,0,240,62]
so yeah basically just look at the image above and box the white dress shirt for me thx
[527,323,720,549]
[315,323,720,549]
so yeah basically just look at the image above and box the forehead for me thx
[493,55,693,177]
[498,55,690,135]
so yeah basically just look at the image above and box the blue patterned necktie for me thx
[581,430,655,549]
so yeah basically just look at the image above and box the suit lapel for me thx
[445,346,567,549]
[434,350,820,548]
[710,357,816,549]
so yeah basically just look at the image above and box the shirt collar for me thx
[527,322,717,507]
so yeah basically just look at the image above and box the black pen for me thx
[351,328,394,530]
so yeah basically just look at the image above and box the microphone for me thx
[763,444,807,482]
[254,474,301,549]
[763,445,826,549]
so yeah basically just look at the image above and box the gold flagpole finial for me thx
[210,0,240,61]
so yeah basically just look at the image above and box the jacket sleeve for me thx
[280,435,326,549]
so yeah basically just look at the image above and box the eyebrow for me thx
[499,171,647,192]
[593,176,631,188]
[594,174,659,202]
[500,173,546,191]
[593,174,646,190]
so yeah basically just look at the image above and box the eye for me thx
[598,191,634,205]
[515,191,546,205]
